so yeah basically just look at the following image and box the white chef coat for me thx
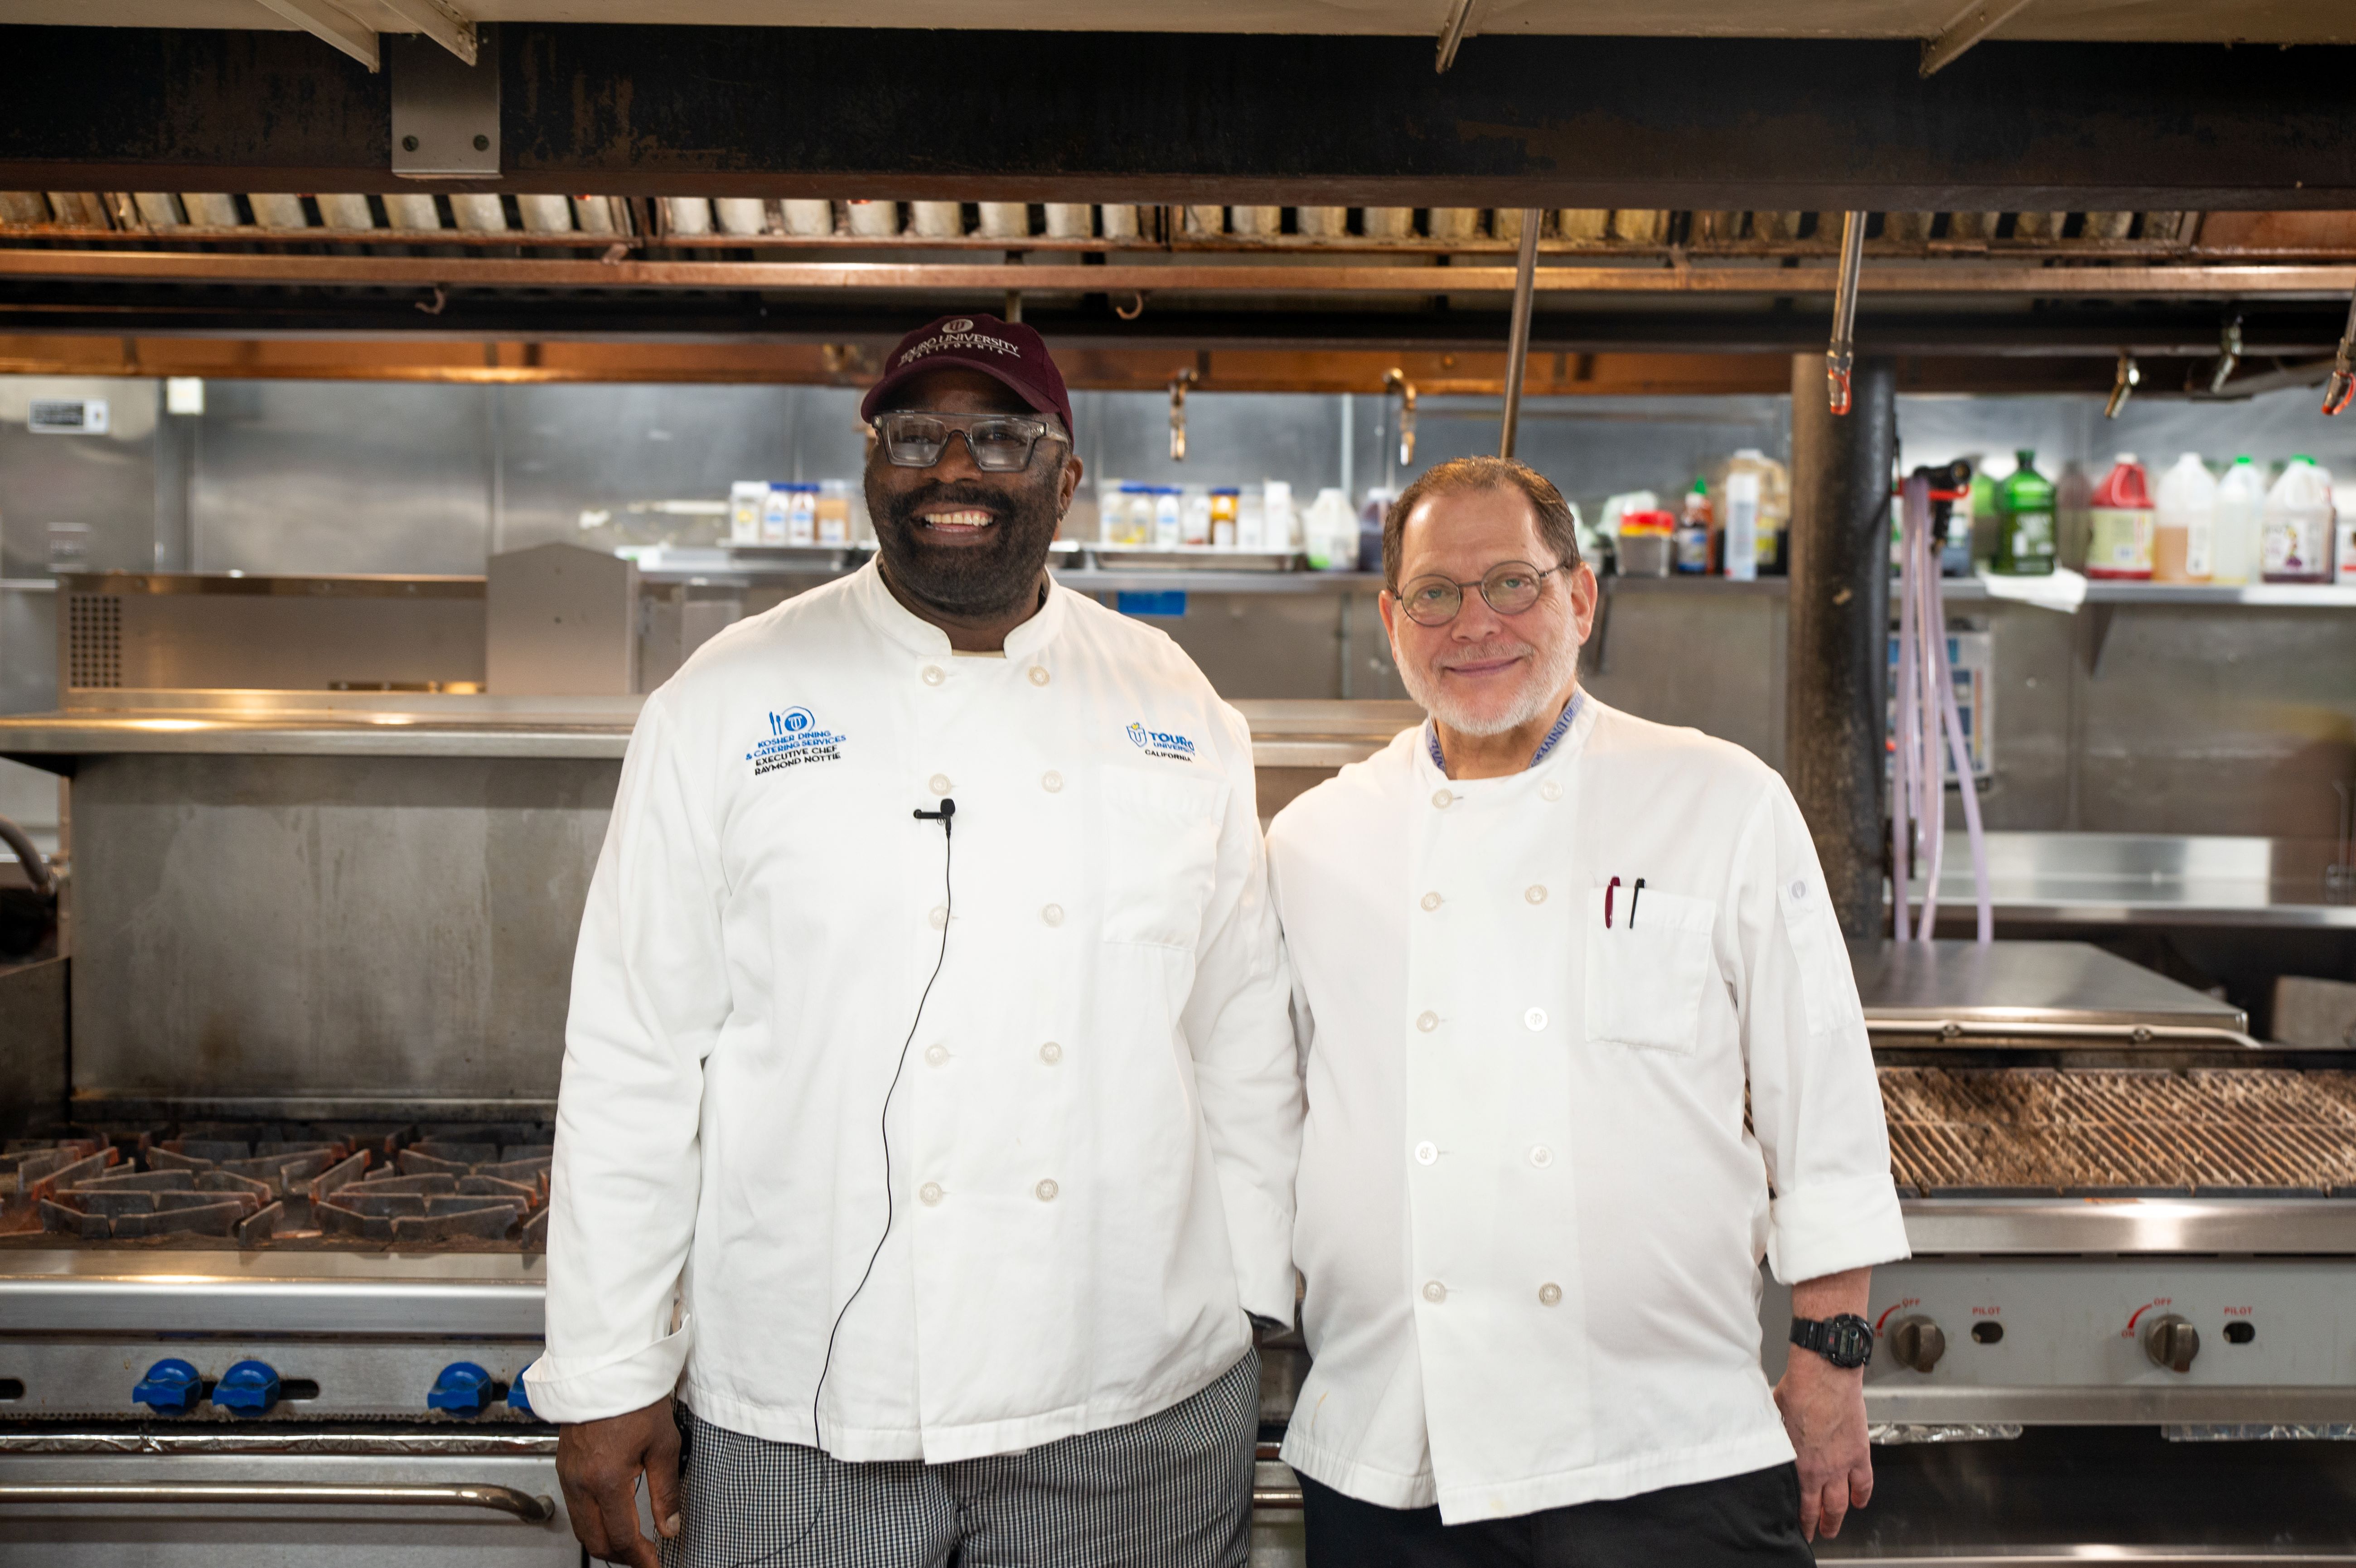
[528,560,1301,1463]
[1266,695,1907,1524]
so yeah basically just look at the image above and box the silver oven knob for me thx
[2142,1314,2200,1373]
[1888,1316,1946,1373]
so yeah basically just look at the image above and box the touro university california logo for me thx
[1126,721,1197,763]
[748,706,847,776]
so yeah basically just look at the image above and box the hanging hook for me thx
[415,285,448,316]
[1825,210,1866,415]
[2323,290,2356,416]
[2105,351,2141,419]
[1168,368,1199,461]
[1113,290,1146,321]
[1383,368,1418,466]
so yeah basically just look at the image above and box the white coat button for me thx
[1039,1040,1063,1064]
[1525,885,1548,905]
[1413,1140,1438,1166]
[1041,903,1064,927]
[1529,1145,1553,1168]
[924,1044,948,1067]
[1539,780,1562,802]
[1420,891,1443,912]
[1538,1282,1563,1307]
[1041,770,1063,793]
[1525,1007,1548,1031]
[928,905,948,930]
[1791,878,1808,900]
[928,773,953,796]
[1416,1011,1439,1033]
[1431,789,1453,809]
[1422,1281,1447,1304]
[1035,1179,1059,1202]
[921,665,946,687]
[919,1182,944,1206]
[1028,665,1050,687]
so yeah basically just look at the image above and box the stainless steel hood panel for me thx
[1899,1199,2356,1256]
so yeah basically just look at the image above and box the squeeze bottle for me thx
[2211,457,2264,586]
[2085,455,2154,580]
[2152,454,2216,584]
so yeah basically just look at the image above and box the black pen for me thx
[1630,878,1645,927]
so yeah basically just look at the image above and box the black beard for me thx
[865,466,1062,619]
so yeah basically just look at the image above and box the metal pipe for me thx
[1786,352,1896,938]
[1382,369,1417,467]
[1434,0,1479,73]
[2,249,2353,298]
[1498,208,1543,459]
[1167,368,1197,460]
[0,813,53,899]
[2104,350,2141,417]
[0,1481,555,1522]
[1826,210,1868,414]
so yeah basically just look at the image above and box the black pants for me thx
[1301,1462,1814,1568]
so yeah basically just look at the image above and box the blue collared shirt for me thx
[1425,691,1584,777]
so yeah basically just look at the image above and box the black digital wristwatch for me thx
[1790,1314,1875,1370]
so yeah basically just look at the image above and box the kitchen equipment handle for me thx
[1253,1482,1305,1510]
[0,1480,554,1522]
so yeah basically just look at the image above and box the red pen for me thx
[1605,875,1621,929]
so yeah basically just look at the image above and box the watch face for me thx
[1827,1317,1875,1368]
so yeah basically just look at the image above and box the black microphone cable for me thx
[732,798,955,1568]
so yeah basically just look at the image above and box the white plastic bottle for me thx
[2211,456,2264,586]
[2152,454,2216,584]
[1721,458,1762,581]
[2261,455,2336,583]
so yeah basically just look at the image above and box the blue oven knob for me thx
[211,1359,282,1416]
[132,1358,204,1415]
[428,1361,495,1416]
[506,1366,537,1416]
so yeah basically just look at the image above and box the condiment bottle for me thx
[1992,450,2056,575]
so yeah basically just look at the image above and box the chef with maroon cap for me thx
[532,313,1302,1568]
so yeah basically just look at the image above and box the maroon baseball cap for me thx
[860,313,1075,439]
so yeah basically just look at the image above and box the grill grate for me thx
[1882,1068,2356,1195]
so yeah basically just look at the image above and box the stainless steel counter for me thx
[0,692,1422,773]
[1852,939,2254,1045]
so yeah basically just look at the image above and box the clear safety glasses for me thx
[873,411,1069,472]
[1393,560,1568,627]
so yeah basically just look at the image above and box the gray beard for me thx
[1394,631,1581,737]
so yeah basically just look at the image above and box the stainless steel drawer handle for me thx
[1253,1483,1305,1510]
[0,1481,555,1522]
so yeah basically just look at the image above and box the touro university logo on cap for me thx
[859,311,1077,440]
[1126,721,1197,763]
[748,706,847,776]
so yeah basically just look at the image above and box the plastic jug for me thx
[2152,454,2216,584]
[2261,456,2335,583]
[2085,455,2154,580]
[2212,457,2264,586]
[1718,450,1786,581]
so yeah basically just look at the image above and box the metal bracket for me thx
[379,0,478,65]
[390,27,498,180]
[1383,368,1418,466]
[2104,350,2140,418]
[2323,289,2356,416]
[1826,210,1867,414]
[1435,0,1480,73]
[254,0,378,72]
[1167,368,1198,460]
[2206,314,2243,395]
[1920,0,2037,77]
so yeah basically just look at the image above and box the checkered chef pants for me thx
[658,1349,1259,1568]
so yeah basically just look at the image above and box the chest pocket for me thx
[1096,766,1229,949]
[1584,885,1720,1055]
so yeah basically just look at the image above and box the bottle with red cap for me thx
[2084,455,2155,580]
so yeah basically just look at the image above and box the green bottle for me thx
[1993,450,2057,575]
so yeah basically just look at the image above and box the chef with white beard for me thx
[1266,456,1908,1566]
[532,314,1301,1568]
